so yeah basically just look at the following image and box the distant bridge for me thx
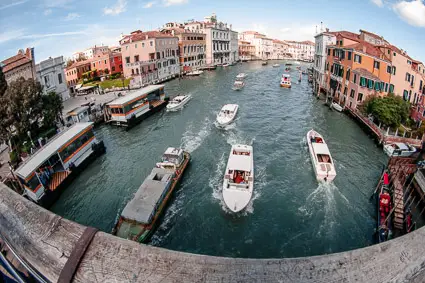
[0,183,425,282]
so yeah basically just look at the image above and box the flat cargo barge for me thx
[112,147,190,242]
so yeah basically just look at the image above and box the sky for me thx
[1,0,425,63]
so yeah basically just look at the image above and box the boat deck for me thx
[49,170,70,191]
[151,100,166,108]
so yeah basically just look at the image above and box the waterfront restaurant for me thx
[14,122,104,205]
[105,84,167,127]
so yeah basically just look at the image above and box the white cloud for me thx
[0,0,28,10]
[143,1,155,8]
[64,12,81,21]
[103,0,127,15]
[371,0,384,7]
[43,0,74,8]
[0,29,26,44]
[163,0,188,6]
[393,0,425,27]
[44,9,52,15]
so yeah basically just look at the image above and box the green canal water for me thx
[51,61,388,258]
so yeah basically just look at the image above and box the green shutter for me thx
[368,80,373,89]
[389,84,394,93]
[360,77,366,86]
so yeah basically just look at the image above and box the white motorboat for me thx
[166,95,191,111]
[216,104,239,126]
[331,102,343,112]
[261,60,268,66]
[280,74,291,88]
[383,142,416,157]
[223,63,231,67]
[186,70,204,76]
[232,80,245,91]
[307,130,336,182]
[223,144,254,212]
[273,64,280,68]
[236,73,247,79]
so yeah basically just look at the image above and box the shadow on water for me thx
[51,61,386,258]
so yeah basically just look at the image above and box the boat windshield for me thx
[220,110,233,116]
[310,136,323,143]
[317,154,331,163]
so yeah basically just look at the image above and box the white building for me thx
[73,45,110,60]
[312,30,336,94]
[36,56,70,101]
[230,30,239,63]
[272,40,290,60]
[184,13,238,66]
[239,31,273,60]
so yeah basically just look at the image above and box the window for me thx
[126,46,128,50]
[136,68,139,75]
[385,83,388,92]
[392,66,396,75]
[93,62,96,67]
[393,52,396,56]
[389,84,394,93]
[360,77,367,87]
[125,57,130,64]
[354,54,362,63]
[368,79,374,89]
[104,60,107,64]
[420,80,423,91]
[131,69,134,75]
[134,55,139,62]
[346,69,350,81]
[112,66,115,72]
[403,90,408,101]
[374,61,380,69]
[374,82,381,91]
[357,93,363,102]
[58,73,62,84]
[142,42,145,47]
[353,74,357,84]
[333,49,336,56]
[135,44,137,48]
[406,72,411,82]
[350,89,355,98]
[327,48,330,56]
[150,41,153,46]
[343,87,348,95]
[387,66,391,74]
[347,51,352,60]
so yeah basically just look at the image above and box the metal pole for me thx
[0,251,26,283]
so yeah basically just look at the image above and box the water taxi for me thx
[383,142,417,157]
[307,130,336,182]
[236,73,247,79]
[280,74,292,88]
[166,95,192,111]
[14,122,105,207]
[233,80,245,91]
[216,104,239,127]
[186,70,204,76]
[223,144,254,212]
[105,85,167,128]
[112,147,190,243]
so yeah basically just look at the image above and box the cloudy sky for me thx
[1,0,425,63]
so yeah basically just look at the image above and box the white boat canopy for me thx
[393,143,409,150]
[107,85,165,106]
[312,143,331,155]
[221,104,238,112]
[227,155,252,172]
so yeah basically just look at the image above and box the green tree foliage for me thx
[0,65,7,96]
[361,94,410,128]
[42,92,63,129]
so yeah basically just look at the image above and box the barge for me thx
[112,147,190,242]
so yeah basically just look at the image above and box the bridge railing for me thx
[1,183,425,282]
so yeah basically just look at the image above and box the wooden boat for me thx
[280,74,291,88]
[306,130,336,182]
[112,147,190,243]
[377,171,393,242]
[223,144,254,212]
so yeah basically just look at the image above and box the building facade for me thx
[120,30,179,86]
[161,25,206,72]
[313,30,336,94]
[64,60,91,90]
[1,48,36,84]
[239,31,272,60]
[272,40,290,60]
[36,56,70,101]
[184,14,238,66]
[238,40,256,61]
[90,52,123,76]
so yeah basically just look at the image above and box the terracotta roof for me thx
[331,31,360,42]
[299,40,315,45]
[1,48,33,73]
[65,60,91,70]
[273,39,288,45]
[125,30,176,42]
[353,68,381,81]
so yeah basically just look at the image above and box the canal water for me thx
[51,61,388,258]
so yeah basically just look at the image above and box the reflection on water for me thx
[51,61,386,258]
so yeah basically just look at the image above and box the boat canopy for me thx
[234,81,244,85]
[15,122,94,179]
[161,147,184,164]
[171,96,186,102]
[107,85,164,106]
[228,155,252,172]
[221,104,238,112]
[120,168,173,224]
[312,143,331,155]
[393,143,409,150]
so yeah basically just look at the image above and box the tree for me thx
[361,93,410,128]
[42,92,63,129]
[0,78,44,146]
[0,65,7,96]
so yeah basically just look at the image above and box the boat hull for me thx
[166,96,191,111]
[306,130,336,182]
[280,84,291,88]
[331,103,343,112]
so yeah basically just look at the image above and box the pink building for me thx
[90,52,123,75]
[119,30,180,86]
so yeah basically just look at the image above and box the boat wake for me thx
[225,129,255,147]
[298,182,349,238]
[180,117,211,153]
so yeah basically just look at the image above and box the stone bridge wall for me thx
[1,183,425,282]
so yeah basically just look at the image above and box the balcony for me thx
[330,74,342,83]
